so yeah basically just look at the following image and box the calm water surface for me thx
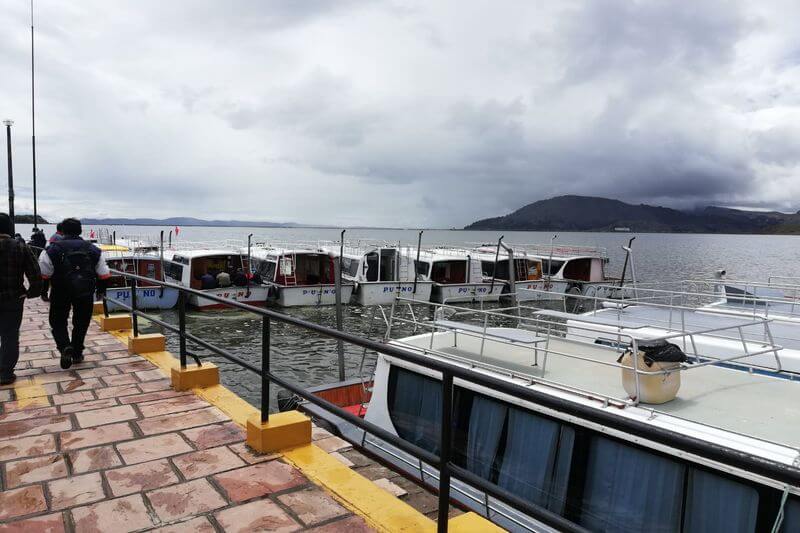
[18,224,800,408]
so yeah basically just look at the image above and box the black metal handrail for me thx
[103,269,800,533]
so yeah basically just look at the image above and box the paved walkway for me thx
[0,299,377,532]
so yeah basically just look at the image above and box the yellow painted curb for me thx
[283,444,436,533]
[448,512,506,532]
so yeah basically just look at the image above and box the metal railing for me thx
[101,269,800,532]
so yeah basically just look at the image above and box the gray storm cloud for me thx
[0,0,798,226]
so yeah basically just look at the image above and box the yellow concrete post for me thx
[171,362,220,391]
[246,411,311,453]
[127,333,166,354]
[99,314,132,332]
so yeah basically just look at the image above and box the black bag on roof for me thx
[634,339,688,366]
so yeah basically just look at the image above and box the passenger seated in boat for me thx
[217,271,232,288]
[232,269,248,287]
[200,273,217,289]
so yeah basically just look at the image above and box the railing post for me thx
[130,277,139,338]
[437,371,453,533]
[261,315,270,424]
[178,291,187,369]
[102,293,109,318]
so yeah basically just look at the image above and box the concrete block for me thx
[99,314,132,332]
[171,363,219,391]
[127,333,166,354]
[92,301,104,315]
[246,411,311,453]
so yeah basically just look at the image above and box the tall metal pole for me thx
[334,229,345,381]
[4,120,14,235]
[30,0,38,229]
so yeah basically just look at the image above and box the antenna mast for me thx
[30,0,38,229]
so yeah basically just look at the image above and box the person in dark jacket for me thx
[38,218,110,369]
[0,213,42,385]
[29,228,46,250]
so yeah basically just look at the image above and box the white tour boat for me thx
[161,248,268,310]
[403,247,504,303]
[332,244,433,306]
[301,299,800,532]
[101,248,179,311]
[472,247,570,302]
[248,246,354,307]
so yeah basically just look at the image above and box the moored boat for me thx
[403,247,504,303]
[332,244,433,305]
[101,250,179,311]
[161,248,268,309]
[248,245,354,307]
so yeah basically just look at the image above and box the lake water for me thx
[17,223,800,408]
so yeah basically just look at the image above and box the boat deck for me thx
[409,330,800,450]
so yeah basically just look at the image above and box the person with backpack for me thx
[0,213,42,385]
[38,218,110,369]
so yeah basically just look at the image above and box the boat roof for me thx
[386,299,800,467]
[168,249,244,259]
[248,246,331,259]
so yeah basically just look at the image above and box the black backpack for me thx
[59,248,97,298]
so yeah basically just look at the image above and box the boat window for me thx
[481,261,494,278]
[366,253,379,282]
[415,260,430,277]
[578,435,685,532]
[496,407,571,512]
[253,258,276,282]
[683,468,759,533]
[431,260,467,284]
[463,395,507,479]
[341,257,360,278]
[173,255,190,265]
[146,262,156,279]
[164,261,183,281]
[563,258,592,282]
[380,249,397,282]
[387,367,441,455]
[542,259,565,276]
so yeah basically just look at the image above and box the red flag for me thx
[90,229,96,239]
[175,226,180,236]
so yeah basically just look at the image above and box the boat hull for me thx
[188,286,269,310]
[509,280,570,302]
[353,281,433,306]
[272,284,355,307]
[432,283,504,303]
[103,286,180,311]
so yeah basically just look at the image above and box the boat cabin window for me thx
[563,258,592,282]
[521,259,542,280]
[365,252,379,282]
[164,261,184,282]
[379,249,398,282]
[275,254,334,285]
[387,365,773,532]
[252,257,277,282]
[415,260,430,278]
[340,257,361,278]
[189,255,245,290]
[430,260,467,284]
[543,259,565,276]
[387,367,441,455]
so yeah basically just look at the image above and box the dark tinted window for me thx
[387,367,441,455]
[164,261,183,281]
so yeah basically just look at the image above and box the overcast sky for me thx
[1,1,799,227]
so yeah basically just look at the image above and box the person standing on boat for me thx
[38,218,111,369]
[0,213,42,385]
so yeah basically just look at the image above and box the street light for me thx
[3,119,13,235]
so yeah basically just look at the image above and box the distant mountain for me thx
[465,195,800,234]
[80,217,298,228]
[14,214,49,224]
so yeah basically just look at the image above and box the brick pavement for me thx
[0,299,376,532]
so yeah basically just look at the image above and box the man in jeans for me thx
[0,213,42,385]
[39,218,110,369]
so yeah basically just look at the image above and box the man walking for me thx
[39,218,110,369]
[0,213,42,385]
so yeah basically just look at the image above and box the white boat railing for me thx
[380,295,784,409]
[163,239,246,252]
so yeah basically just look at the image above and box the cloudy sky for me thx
[1,1,799,227]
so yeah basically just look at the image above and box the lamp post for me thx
[3,120,13,235]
